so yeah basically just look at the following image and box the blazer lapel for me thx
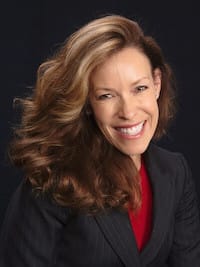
[94,209,141,267]
[140,143,174,265]
[94,143,174,266]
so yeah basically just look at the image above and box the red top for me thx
[128,160,153,251]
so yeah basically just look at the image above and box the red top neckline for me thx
[128,160,153,251]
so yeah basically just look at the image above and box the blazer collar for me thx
[95,143,174,266]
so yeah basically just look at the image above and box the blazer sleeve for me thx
[0,180,69,267]
[168,155,200,267]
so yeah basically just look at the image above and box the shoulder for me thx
[0,180,70,265]
[144,142,193,191]
[2,180,70,229]
[146,142,183,161]
[145,142,189,174]
[145,142,197,204]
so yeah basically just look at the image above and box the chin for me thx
[117,142,150,157]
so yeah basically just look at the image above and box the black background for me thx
[1,0,200,226]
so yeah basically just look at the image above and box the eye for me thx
[135,85,148,93]
[97,93,113,100]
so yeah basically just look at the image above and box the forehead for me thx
[91,47,152,86]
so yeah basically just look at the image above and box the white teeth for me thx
[117,122,144,136]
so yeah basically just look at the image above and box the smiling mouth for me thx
[115,121,145,136]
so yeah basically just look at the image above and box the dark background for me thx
[1,0,200,226]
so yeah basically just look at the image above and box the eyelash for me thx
[97,94,113,100]
[97,85,148,100]
[135,85,148,92]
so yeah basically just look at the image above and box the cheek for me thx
[144,96,159,116]
[92,111,114,143]
[151,104,159,127]
[92,104,114,125]
[93,114,109,129]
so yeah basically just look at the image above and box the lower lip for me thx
[115,122,145,140]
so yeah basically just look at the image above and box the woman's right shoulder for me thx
[2,180,70,228]
[0,180,71,266]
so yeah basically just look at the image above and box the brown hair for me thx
[9,15,176,213]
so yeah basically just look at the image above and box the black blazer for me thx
[0,143,200,267]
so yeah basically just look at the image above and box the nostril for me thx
[118,105,136,120]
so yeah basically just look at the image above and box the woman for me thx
[0,15,200,266]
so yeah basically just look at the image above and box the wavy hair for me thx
[9,15,176,213]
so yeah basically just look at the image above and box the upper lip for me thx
[114,121,145,129]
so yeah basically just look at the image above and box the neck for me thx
[130,154,141,170]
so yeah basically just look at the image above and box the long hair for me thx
[9,15,176,213]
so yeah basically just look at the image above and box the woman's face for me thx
[89,47,161,168]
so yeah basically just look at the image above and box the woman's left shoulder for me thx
[145,143,195,189]
[147,142,190,172]
[146,143,198,209]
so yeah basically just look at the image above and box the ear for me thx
[153,68,161,100]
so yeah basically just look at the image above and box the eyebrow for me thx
[93,76,150,91]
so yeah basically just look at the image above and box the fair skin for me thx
[89,47,161,169]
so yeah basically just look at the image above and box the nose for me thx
[118,96,136,120]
